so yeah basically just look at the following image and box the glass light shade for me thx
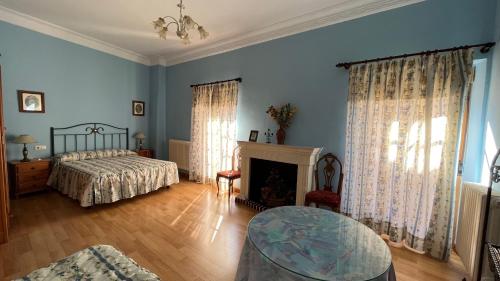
[183,15,195,29]
[158,27,168,39]
[153,17,165,30]
[198,26,209,39]
[13,135,36,144]
[133,132,145,139]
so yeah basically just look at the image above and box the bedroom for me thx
[0,0,499,280]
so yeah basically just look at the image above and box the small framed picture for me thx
[249,130,259,142]
[17,90,45,113]
[132,100,145,116]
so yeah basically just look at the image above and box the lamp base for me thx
[21,144,30,162]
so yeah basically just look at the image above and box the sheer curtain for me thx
[341,50,474,260]
[189,81,239,184]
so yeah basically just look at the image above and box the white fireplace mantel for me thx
[237,141,323,205]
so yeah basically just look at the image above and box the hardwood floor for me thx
[0,180,467,281]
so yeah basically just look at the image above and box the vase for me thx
[276,127,286,145]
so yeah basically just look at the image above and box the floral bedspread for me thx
[15,245,160,281]
[48,151,179,207]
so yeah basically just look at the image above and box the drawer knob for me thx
[31,167,35,170]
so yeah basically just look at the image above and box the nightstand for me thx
[8,159,51,198]
[136,149,154,158]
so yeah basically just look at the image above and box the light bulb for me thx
[176,29,188,39]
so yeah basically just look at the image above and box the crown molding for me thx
[0,0,423,67]
[0,5,151,65]
[161,0,424,66]
[150,56,168,66]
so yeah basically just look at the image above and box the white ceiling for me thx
[0,0,422,65]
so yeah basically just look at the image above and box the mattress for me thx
[15,245,160,281]
[48,151,179,207]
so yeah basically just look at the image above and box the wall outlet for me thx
[34,145,47,151]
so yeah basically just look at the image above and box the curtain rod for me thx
[190,77,242,88]
[336,42,496,69]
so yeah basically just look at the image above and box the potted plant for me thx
[266,103,297,144]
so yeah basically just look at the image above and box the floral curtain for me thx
[189,81,239,184]
[341,49,474,260]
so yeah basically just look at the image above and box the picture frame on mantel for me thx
[249,130,259,142]
[17,90,45,113]
[132,100,145,116]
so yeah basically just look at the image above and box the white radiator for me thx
[168,139,190,172]
[456,182,500,280]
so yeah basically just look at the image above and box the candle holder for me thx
[264,129,274,144]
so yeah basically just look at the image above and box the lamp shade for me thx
[13,134,36,144]
[133,132,145,139]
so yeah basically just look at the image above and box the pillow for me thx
[126,150,137,156]
[54,149,137,162]
[95,150,104,158]
[114,149,137,156]
[77,151,98,160]
[54,152,80,163]
[101,149,114,158]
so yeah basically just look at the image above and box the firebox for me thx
[249,158,298,208]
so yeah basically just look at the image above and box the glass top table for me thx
[236,206,393,281]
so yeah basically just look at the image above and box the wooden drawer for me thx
[17,170,49,184]
[8,159,52,198]
[16,161,50,173]
[137,149,154,158]
[17,179,48,192]
[138,151,151,157]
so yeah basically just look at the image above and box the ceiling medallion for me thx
[153,0,209,44]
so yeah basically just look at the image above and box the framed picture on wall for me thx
[132,100,145,116]
[17,90,45,113]
[249,130,259,142]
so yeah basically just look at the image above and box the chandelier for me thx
[153,0,209,44]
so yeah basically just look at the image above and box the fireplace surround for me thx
[236,141,322,206]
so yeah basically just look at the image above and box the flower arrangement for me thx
[266,103,298,129]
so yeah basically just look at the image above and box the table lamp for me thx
[13,134,37,162]
[133,132,145,150]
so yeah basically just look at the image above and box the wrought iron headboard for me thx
[50,122,129,156]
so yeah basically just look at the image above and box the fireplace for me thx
[236,141,322,209]
[249,158,297,208]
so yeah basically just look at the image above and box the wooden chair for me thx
[304,153,343,212]
[216,146,241,201]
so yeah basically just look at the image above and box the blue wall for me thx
[159,0,498,162]
[0,0,498,165]
[0,21,150,160]
[149,65,167,160]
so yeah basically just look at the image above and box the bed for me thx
[15,245,159,281]
[47,123,179,207]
